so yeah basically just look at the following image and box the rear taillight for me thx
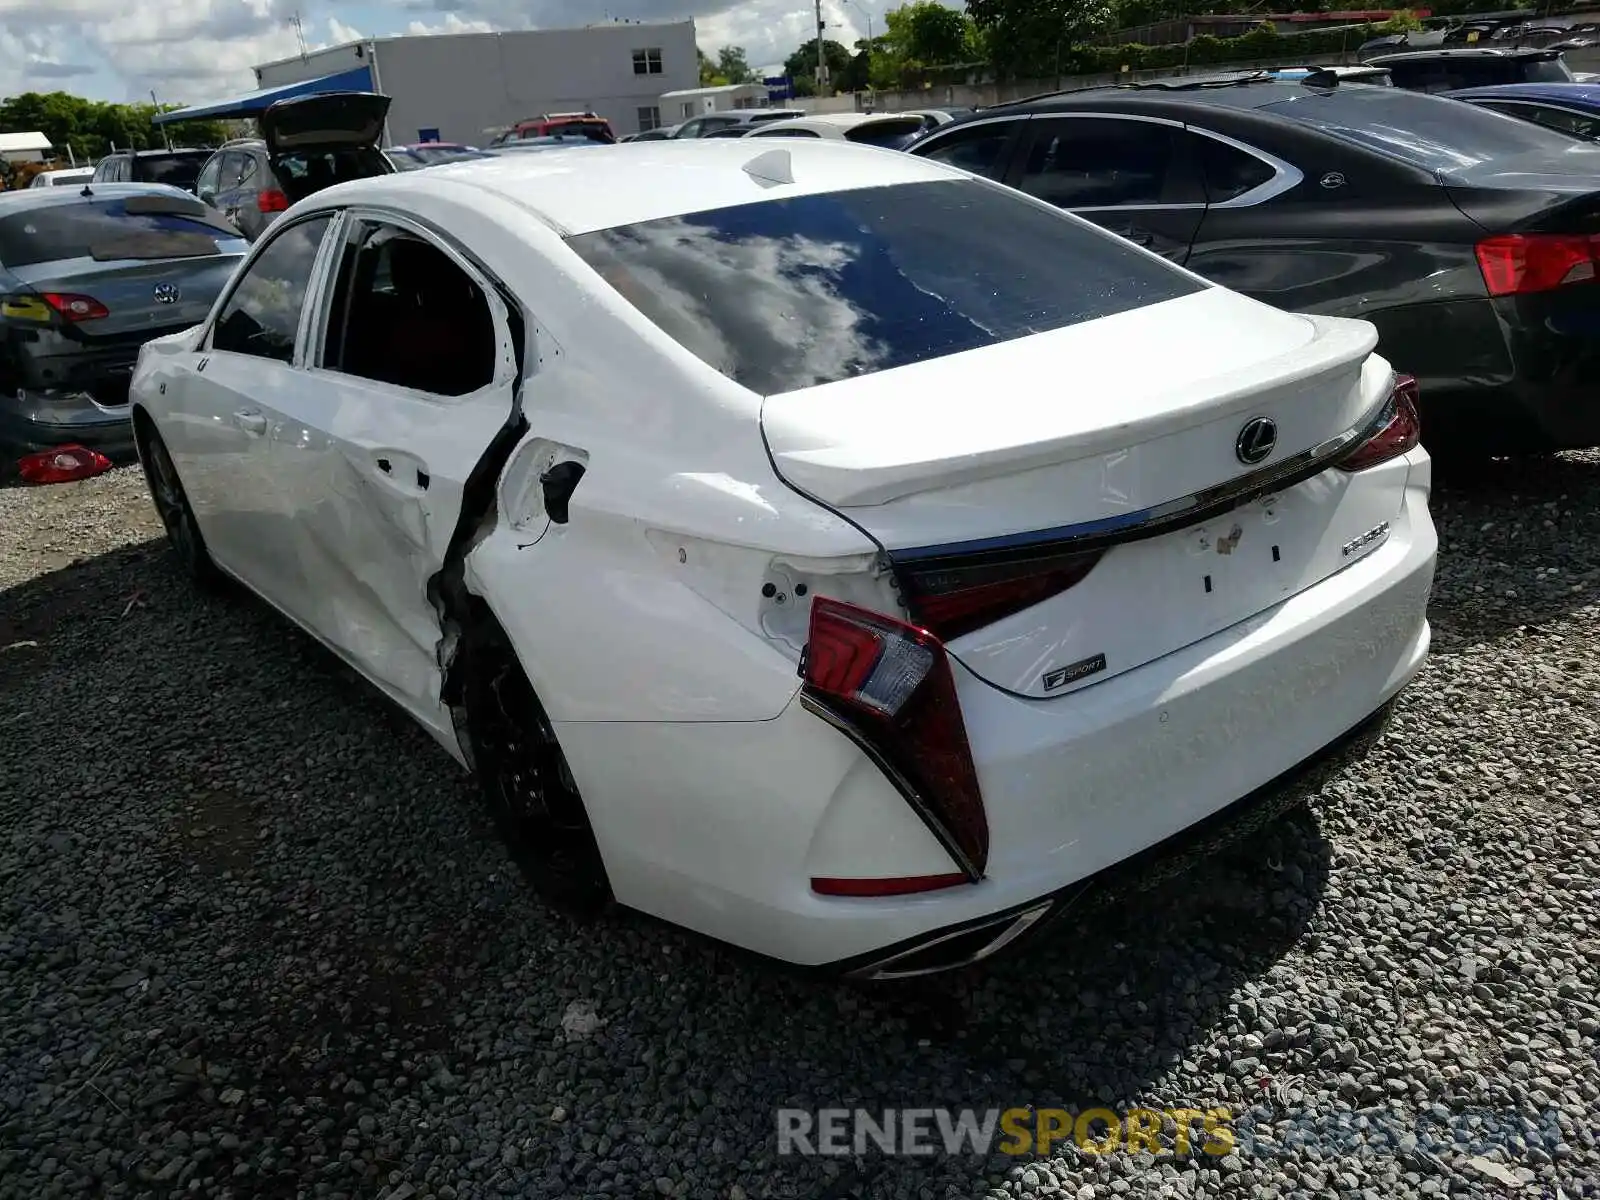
[257,189,289,213]
[1475,232,1600,297]
[801,596,988,887]
[16,445,113,484]
[896,547,1104,643]
[1338,374,1421,473]
[39,293,109,322]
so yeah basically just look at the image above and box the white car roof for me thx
[313,138,965,236]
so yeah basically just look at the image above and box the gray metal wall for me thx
[255,24,697,144]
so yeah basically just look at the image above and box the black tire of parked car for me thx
[136,419,223,589]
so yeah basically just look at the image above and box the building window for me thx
[681,101,695,119]
[637,106,662,131]
[632,48,663,75]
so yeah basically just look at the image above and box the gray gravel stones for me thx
[2,454,1599,1200]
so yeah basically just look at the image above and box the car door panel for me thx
[1005,114,1206,264]
[170,213,338,609]
[269,215,521,731]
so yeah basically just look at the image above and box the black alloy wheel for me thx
[467,651,611,914]
[140,425,221,587]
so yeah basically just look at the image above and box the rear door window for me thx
[913,119,1021,180]
[0,196,244,267]
[132,153,209,190]
[1016,117,1204,209]
[1191,133,1278,202]
[565,178,1207,396]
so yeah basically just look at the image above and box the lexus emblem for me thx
[152,282,181,305]
[1235,416,1278,466]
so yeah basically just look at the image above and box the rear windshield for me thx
[846,119,927,149]
[565,178,1206,396]
[0,196,241,268]
[130,152,211,190]
[1262,86,1584,170]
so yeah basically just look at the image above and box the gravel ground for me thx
[1,457,1598,1200]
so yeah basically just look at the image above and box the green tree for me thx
[716,46,758,83]
[966,0,1115,80]
[782,38,856,94]
[698,47,727,86]
[0,89,225,165]
[1379,7,1424,32]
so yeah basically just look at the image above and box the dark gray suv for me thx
[194,92,394,241]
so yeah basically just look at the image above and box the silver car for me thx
[0,183,248,469]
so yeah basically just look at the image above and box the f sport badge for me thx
[1042,652,1108,692]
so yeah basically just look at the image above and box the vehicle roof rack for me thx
[1122,69,1276,89]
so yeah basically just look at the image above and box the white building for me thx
[658,83,773,124]
[247,22,698,143]
[0,132,52,164]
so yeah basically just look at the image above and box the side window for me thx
[195,157,222,199]
[1192,132,1277,203]
[210,215,333,363]
[1017,118,1199,209]
[915,121,1018,179]
[1521,104,1600,140]
[236,154,260,188]
[318,222,499,398]
[678,118,704,138]
[213,153,244,193]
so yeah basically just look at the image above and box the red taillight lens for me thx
[1338,374,1421,473]
[898,548,1104,642]
[257,189,289,213]
[811,873,971,897]
[802,596,988,884]
[16,445,114,484]
[42,292,109,322]
[1475,232,1600,297]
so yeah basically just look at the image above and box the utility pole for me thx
[151,89,173,149]
[814,0,829,96]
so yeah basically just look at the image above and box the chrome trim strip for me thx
[851,901,1055,981]
[889,395,1390,567]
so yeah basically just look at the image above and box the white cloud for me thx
[0,0,905,105]
[404,12,494,37]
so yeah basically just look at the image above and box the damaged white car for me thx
[129,140,1437,978]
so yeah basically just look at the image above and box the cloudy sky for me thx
[0,0,890,106]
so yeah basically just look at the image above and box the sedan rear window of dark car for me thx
[131,152,212,190]
[0,197,241,268]
[1262,86,1583,171]
[565,178,1205,395]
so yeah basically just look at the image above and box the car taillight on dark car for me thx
[1338,374,1421,472]
[801,596,987,895]
[1475,232,1600,297]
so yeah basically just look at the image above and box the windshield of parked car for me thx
[131,152,211,191]
[566,178,1207,395]
[1262,85,1584,170]
[0,196,243,267]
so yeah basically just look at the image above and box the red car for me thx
[507,112,616,143]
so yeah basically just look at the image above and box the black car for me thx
[908,73,1600,457]
[1361,47,1576,91]
[91,148,214,193]
[195,92,393,242]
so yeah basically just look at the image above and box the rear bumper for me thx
[563,458,1437,972]
[0,389,137,461]
[1370,295,1600,452]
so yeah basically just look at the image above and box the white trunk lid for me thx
[761,287,1407,699]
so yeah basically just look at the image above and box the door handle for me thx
[234,411,267,435]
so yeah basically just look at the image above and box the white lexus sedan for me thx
[128,140,1437,979]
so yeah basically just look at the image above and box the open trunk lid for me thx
[261,91,391,157]
[763,286,1407,699]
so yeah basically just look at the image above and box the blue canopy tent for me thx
[151,66,374,125]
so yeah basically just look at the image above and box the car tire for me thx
[137,420,222,589]
[462,635,612,915]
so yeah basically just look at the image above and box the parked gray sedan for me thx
[0,183,248,468]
